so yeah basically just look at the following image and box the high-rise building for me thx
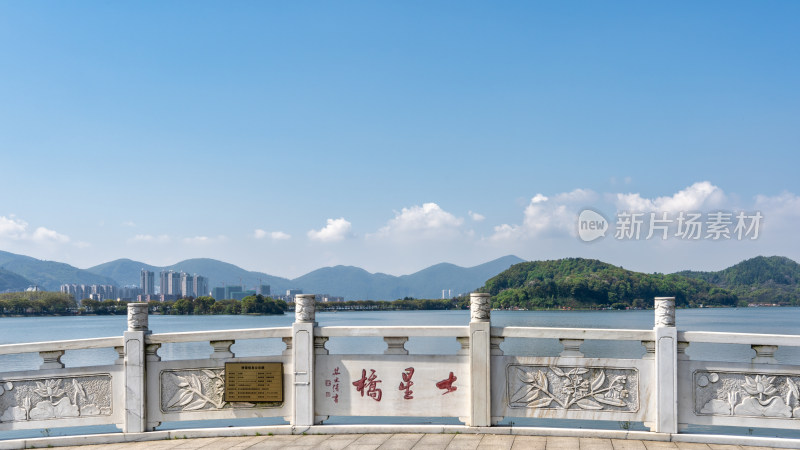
[140,269,155,295]
[160,270,181,297]
[257,284,270,296]
[194,275,208,297]
[212,287,225,300]
[224,285,243,300]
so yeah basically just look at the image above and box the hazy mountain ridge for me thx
[88,255,526,300]
[0,251,118,291]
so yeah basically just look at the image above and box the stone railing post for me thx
[292,294,316,426]
[123,302,150,433]
[653,296,677,434]
[468,292,491,427]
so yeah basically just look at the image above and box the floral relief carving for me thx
[696,371,800,418]
[0,376,112,423]
[507,365,638,411]
[160,368,261,412]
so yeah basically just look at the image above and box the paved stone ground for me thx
[51,434,785,450]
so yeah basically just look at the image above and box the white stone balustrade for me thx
[2,294,800,449]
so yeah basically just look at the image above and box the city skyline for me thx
[1,3,798,278]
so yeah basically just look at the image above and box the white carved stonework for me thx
[295,295,316,323]
[470,293,491,322]
[695,371,800,419]
[654,297,675,327]
[127,303,149,331]
[160,368,278,413]
[506,364,639,412]
[0,375,112,423]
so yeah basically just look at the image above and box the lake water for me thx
[1,308,799,440]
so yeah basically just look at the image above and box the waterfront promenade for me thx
[16,433,785,450]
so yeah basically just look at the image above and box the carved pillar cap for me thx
[127,302,149,332]
[295,294,316,323]
[654,297,675,327]
[470,293,491,322]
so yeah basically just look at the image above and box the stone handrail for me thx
[145,327,292,344]
[678,330,800,346]
[492,326,653,340]
[317,326,467,337]
[0,336,123,356]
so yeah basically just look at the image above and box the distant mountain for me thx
[88,255,526,300]
[87,258,294,293]
[0,267,33,293]
[292,255,526,300]
[0,250,119,291]
[479,257,739,309]
[0,249,523,300]
[676,256,800,304]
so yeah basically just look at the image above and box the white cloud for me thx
[130,234,171,243]
[0,215,71,245]
[553,188,597,204]
[468,211,485,222]
[254,229,291,240]
[490,189,592,241]
[753,191,800,232]
[183,235,227,245]
[308,218,352,243]
[374,203,463,239]
[0,216,28,240]
[270,231,291,240]
[122,221,136,227]
[615,181,725,213]
[31,227,70,244]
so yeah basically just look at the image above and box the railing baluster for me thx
[209,340,234,359]
[384,336,408,355]
[559,338,584,357]
[39,350,65,369]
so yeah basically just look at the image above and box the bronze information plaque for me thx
[224,362,283,402]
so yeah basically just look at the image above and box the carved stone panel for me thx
[694,370,800,419]
[506,364,639,412]
[160,368,281,413]
[0,375,112,423]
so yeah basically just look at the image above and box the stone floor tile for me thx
[546,436,582,450]
[580,437,614,450]
[707,445,742,450]
[510,435,546,450]
[411,433,455,450]
[674,443,711,450]
[376,433,423,450]
[171,437,227,448]
[476,434,514,450]
[642,442,679,450]
[445,434,483,450]
[247,434,303,449]
[225,435,275,449]
[319,434,362,450]
[611,439,647,450]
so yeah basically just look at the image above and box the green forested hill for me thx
[0,268,33,293]
[479,258,738,309]
[676,256,800,304]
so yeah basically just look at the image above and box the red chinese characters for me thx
[325,367,341,403]
[398,367,414,399]
[436,371,457,395]
[352,369,382,401]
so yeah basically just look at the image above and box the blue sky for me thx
[1,2,798,278]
